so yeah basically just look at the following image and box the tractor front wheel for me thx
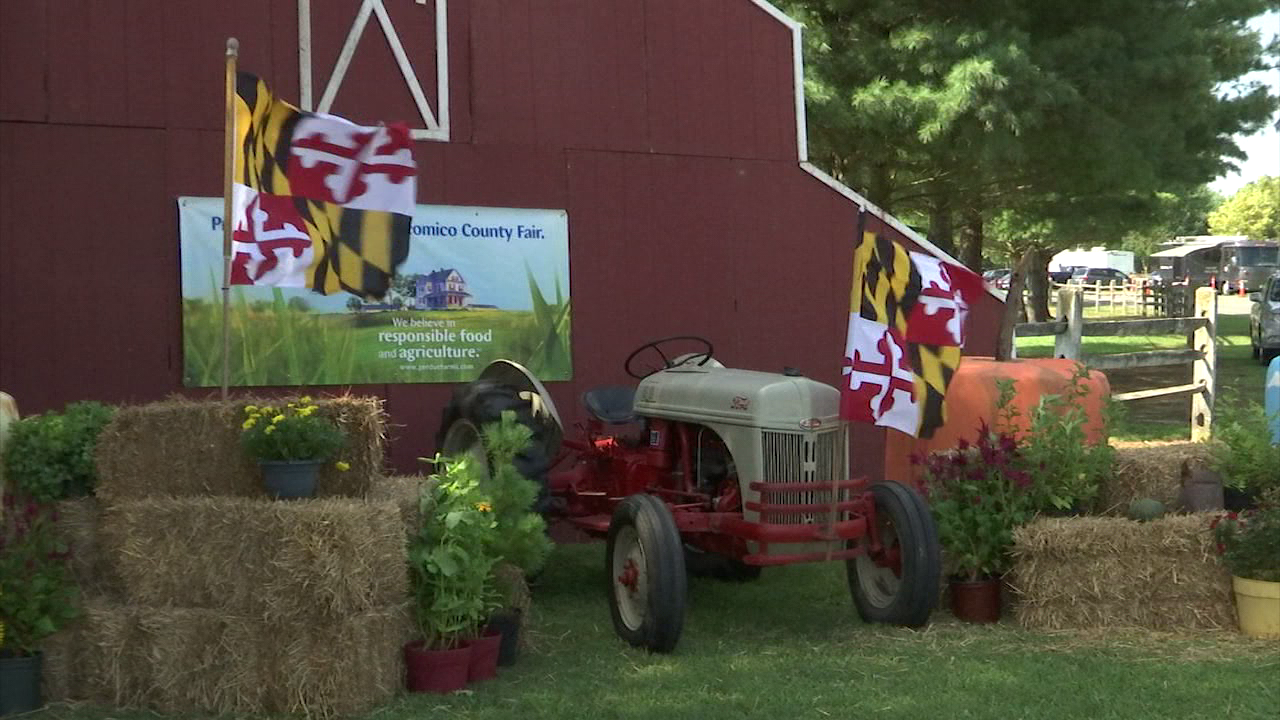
[607,495,687,653]
[847,481,940,627]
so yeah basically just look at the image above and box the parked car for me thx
[1049,266,1082,284]
[983,268,1012,290]
[1070,267,1130,285]
[1249,271,1280,364]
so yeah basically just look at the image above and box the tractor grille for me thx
[760,428,848,524]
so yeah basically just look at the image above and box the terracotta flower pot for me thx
[404,640,471,694]
[949,577,1002,623]
[467,629,502,682]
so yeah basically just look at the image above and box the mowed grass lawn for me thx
[33,542,1280,720]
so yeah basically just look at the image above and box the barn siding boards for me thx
[0,1,48,122]
[469,0,539,146]
[0,124,171,409]
[438,144,567,210]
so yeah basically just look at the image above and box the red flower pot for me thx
[404,640,472,694]
[950,577,1002,623]
[467,629,502,683]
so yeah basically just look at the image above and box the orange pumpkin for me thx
[884,357,1111,488]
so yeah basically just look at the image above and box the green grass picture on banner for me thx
[178,197,571,386]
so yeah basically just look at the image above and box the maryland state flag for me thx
[841,227,983,438]
[230,73,415,300]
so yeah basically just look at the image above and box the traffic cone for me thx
[1240,282,1247,297]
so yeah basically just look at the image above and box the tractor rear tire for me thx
[435,379,554,512]
[847,481,940,628]
[607,495,687,653]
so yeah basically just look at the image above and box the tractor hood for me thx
[633,367,841,432]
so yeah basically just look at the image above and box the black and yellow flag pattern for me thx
[844,228,973,439]
[230,73,415,301]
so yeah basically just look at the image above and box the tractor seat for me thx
[582,385,638,424]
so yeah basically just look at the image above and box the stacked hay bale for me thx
[47,396,421,717]
[1099,440,1215,514]
[1009,514,1233,631]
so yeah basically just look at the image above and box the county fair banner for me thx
[178,197,571,387]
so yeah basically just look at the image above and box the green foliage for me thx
[1212,506,1280,582]
[410,457,502,648]
[2,401,115,502]
[479,411,554,575]
[1209,176,1280,241]
[919,424,1034,580]
[0,498,80,654]
[239,399,345,463]
[1208,403,1280,494]
[998,366,1113,513]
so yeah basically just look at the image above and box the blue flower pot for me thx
[0,651,42,716]
[260,460,322,499]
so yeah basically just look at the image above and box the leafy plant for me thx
[0,495,79,655]
[479,411,554,575]
[1211,507,1280,582]
[998,365,1113,513]
[2,401,115,502]
[918,423,1035,581]
[1208,404,1280,495]
[409,457,503,648]
[240,398,345,463]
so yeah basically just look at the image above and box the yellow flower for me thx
[272,414,286,424]
[474,501,492,513]
[298,406,315,417]
[242,418,257,430]
[264,425,276,435]
[300,395,313,404]
[244,404,258,415]
[288,402,297,409]
[335,461,351,472]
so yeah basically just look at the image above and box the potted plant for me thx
[0,495,79,715]
[406,456,503,693]
[1211,505,1280,638]
[918,423,1034,623]
[1209,405,1280,511]
[2,401,115,503]
[240,398,345,499]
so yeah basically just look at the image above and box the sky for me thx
[1210,11,1280,197]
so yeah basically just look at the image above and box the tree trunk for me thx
[1026,247,1052,322]
[928,195,956,258]
[869,162,893,212]
[995,252,1034,362]
[959,210,984,272]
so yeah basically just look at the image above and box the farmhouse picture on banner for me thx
[179,197,572,386]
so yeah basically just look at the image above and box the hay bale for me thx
[1010,514,1233,631]
[94,395,385,502]
[55,497,122,598]
[79,602,410,717]
[102,497,408,620]
[40,622,85,703]
[366,474,427,536]
[1101,440,1215,515]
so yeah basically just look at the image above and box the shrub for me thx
[478,411,554,575]
[1211,506,1280,582]
[2,401,115,502]
[918,423,1035,580]
[0,496,79,655]
[997,366,1113,513]
[410,457,502,648]
[1209,404,1280,495]
[240,398,344,463]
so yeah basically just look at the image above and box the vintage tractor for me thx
[437,336,940,652]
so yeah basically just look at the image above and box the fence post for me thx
[1191,287,1217,442]
[1054,287,1083,360]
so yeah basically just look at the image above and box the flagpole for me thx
[221,37,239,400]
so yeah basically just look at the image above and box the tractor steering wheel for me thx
[624,336,715,379]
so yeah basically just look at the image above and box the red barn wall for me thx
[0,0,1002,477]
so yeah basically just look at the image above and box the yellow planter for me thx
[1232,576,1280,639]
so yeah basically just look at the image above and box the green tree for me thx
[1209,176,1280,240]
[782,0,1279,286]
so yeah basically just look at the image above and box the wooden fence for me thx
[1015,286,1217,441]
[1028,280,1193,318]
